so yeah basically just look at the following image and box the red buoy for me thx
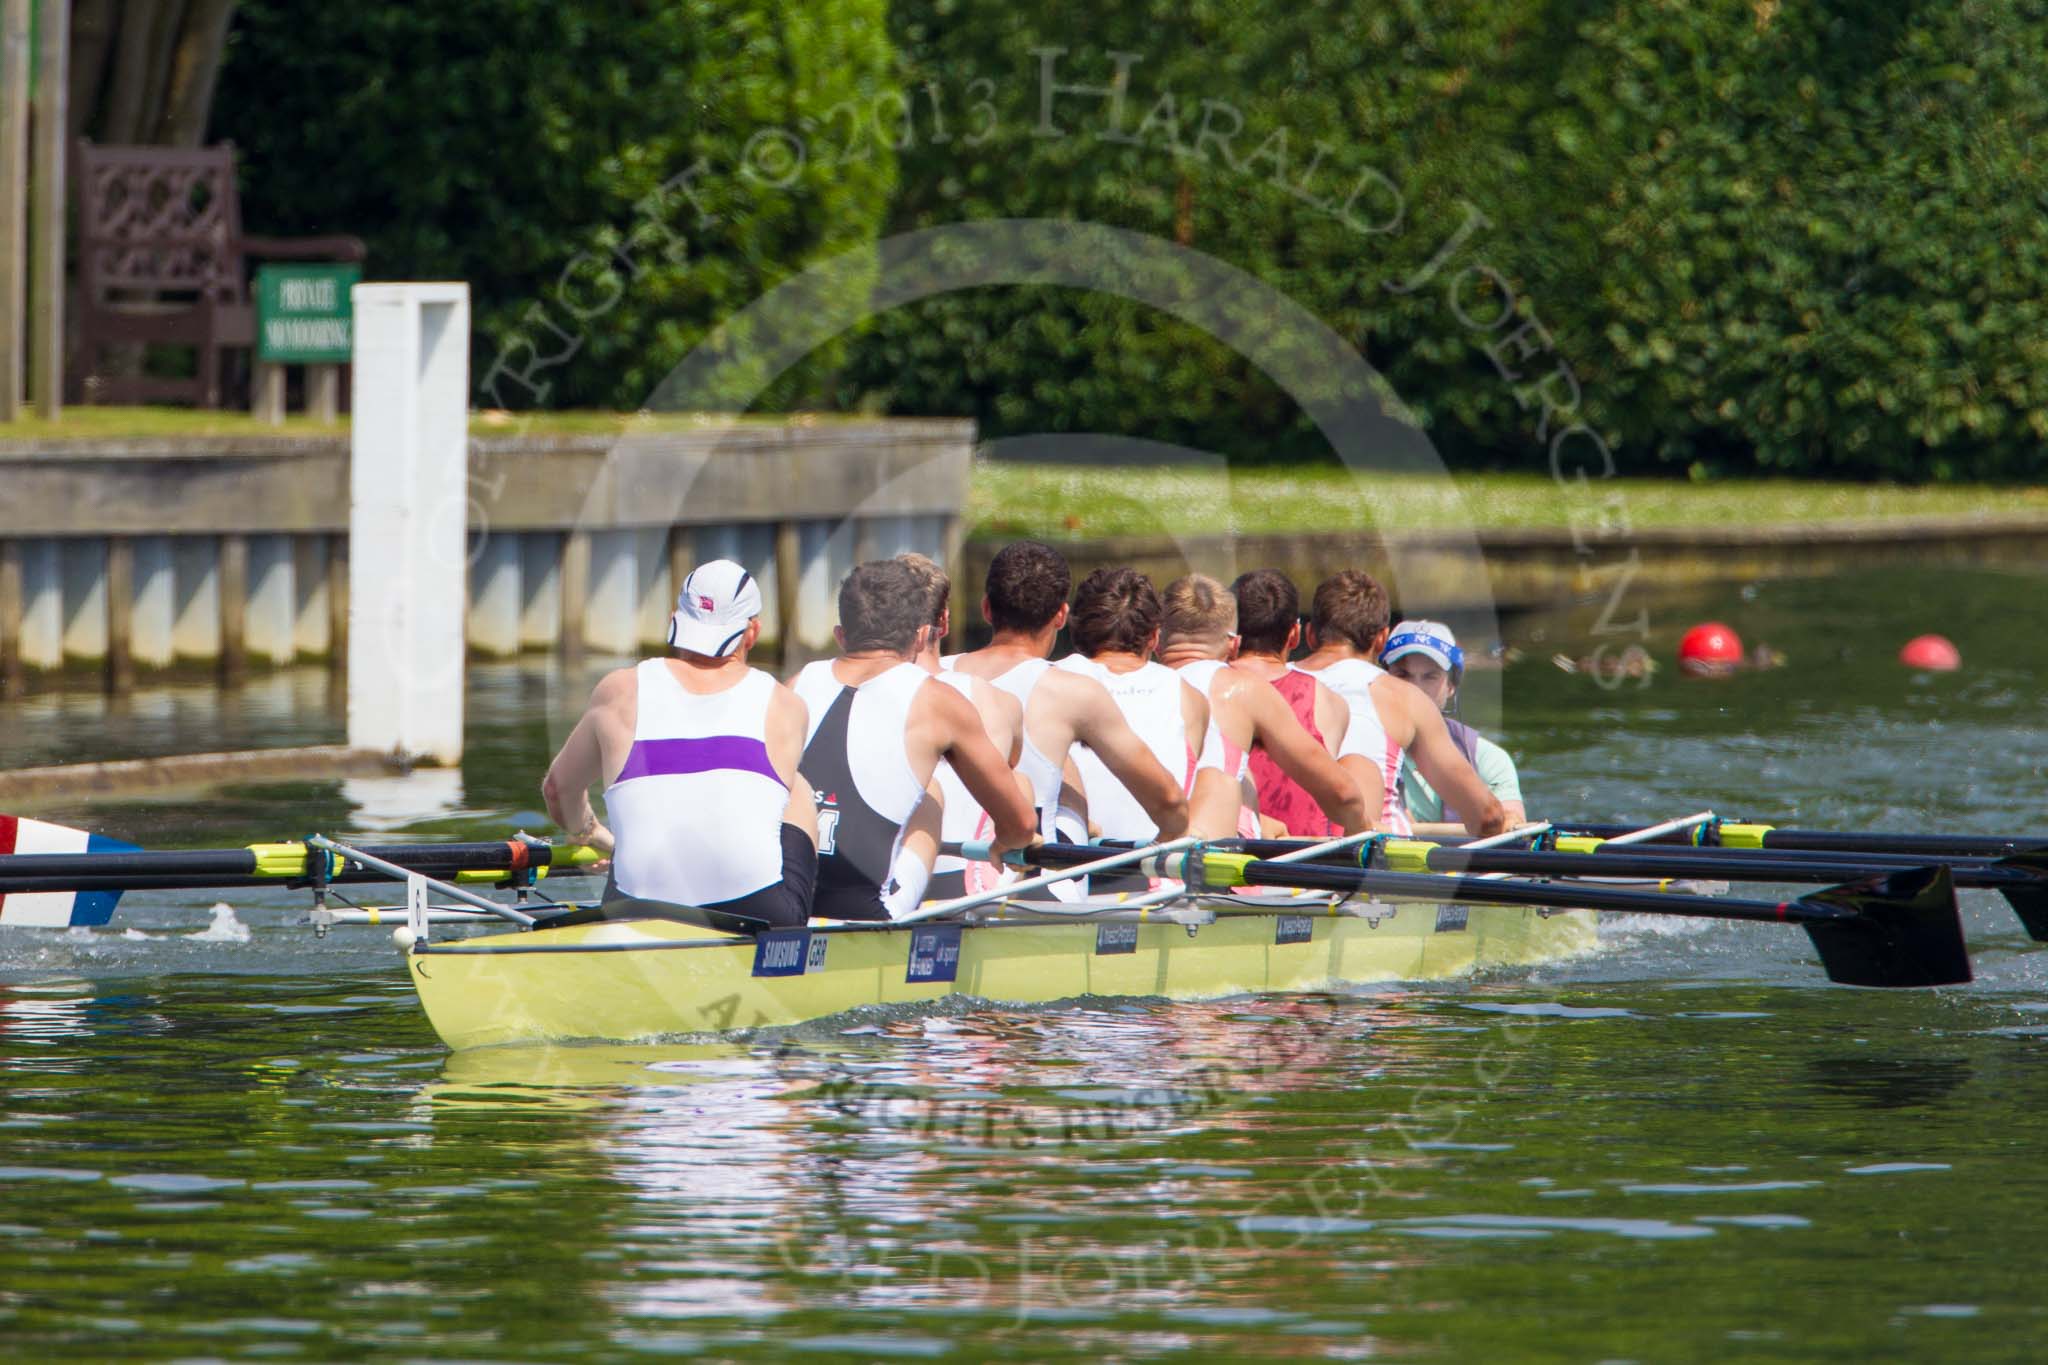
[1899,634,1961,672]
[1677,622,1744,677]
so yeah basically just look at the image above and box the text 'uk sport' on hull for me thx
[404,898,1599,1050]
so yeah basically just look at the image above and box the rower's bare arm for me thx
[1188,769,1242,840]
[540,713,605,847]
[1058,754,1092,837]
[764,686,819,842]
[763,685,809,785]
[1067,675,1190,838]
[541,670,632,852]
[1180,684,1241,840]
[923,681,1039,854]
[1400,685,1506,837]
[1247,683,1367,833]
[1337,754,1384,831]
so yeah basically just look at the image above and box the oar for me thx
[1360,841,2048,940]
[1398,832,2048,944]
[1003,842,1972,989]
[0,816,605,928]
[0,831,605,891]
[1552,818,2048,860]
[909,836,1203,925]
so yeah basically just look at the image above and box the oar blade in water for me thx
[1992,851,2048,942]
[1797,865,1971,989]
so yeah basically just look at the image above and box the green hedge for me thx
[217,1,2048,480]
[843,0,2048,479]
[216,0,899,411]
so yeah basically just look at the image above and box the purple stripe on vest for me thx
[614,736,784,786]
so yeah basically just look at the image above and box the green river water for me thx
[4,564,2047,1362]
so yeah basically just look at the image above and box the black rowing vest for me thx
[792,660,927,921]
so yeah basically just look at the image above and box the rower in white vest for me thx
[540,559,818,926]
[1295,569,1506,837]
[945,542,1191,853]
[1156,572,1372,838]
[1055,567,1241,843]
[895,552,1029,900]
[792,558,1038,921]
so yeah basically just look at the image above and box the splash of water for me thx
[185,904,252,944]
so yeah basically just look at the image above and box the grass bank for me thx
[969,462,2048,539]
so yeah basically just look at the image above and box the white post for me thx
[347,283,470,764]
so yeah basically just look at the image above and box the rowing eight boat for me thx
[405,893,1598,1049]
[0,811,2004,1051]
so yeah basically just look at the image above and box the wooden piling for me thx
[218,532,248,679]
[774,519,801,668]
[252,361,286,424]
[559,529,590,656]
[307,364,340,423]
[104,535,133,692]
[0,538,22,698]
[326,533,349,670]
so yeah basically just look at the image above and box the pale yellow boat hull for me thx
[405,898,1598,1050]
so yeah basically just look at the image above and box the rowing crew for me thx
[541,542,1523,928]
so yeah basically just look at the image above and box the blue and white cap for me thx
[669,559,762,658]
[1380,619,1463,674]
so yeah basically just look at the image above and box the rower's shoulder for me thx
[589,664,640,704]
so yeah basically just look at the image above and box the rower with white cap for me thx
[1380,620,1527,829]
[541,559,820,926]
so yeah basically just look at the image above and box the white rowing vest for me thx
[793,659,931,920]
[1055,655,1209,842]
[942,653,1087,901]
[942,654,1065,830]
[1172,657,1264,837]
[1305,656,1410,835]
[607,661,788,906]
[929,672,998,895]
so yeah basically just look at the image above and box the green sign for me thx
[256,264,361,364]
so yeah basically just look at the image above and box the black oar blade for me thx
[1796,865,1970,988]
[1992,852,2048,942]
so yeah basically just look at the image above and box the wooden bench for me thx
[72,141,366,408]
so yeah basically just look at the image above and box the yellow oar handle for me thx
[247,843,325,878]
[242,841,607,881]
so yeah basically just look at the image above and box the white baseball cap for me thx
[1380,619,1463,673]
[668,559,762,658]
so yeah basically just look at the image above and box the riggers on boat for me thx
[0,812,2009,1051]
[403,894,1599,1050]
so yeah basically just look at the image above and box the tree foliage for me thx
[207,0,2048,478]
[214,0,898,410]
[843,0,2048,479]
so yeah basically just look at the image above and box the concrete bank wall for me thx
[0,421,972,691]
